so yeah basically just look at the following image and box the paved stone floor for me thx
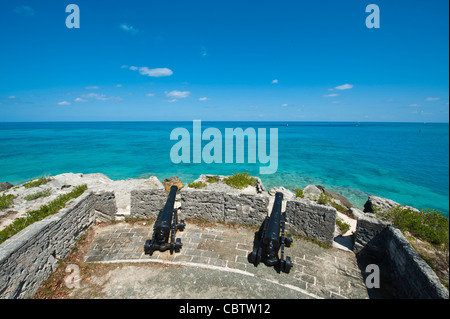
[84,221,369,299]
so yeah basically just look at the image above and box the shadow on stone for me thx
[333,234,354,251]
[356,253,398,299]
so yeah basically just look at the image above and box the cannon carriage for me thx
[248,192,293,273]
[144,185,186,255]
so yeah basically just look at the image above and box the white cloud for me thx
[167,99,178,103]
[199,97,209,101]
[120,23,139,34]
[14,5,35,16]
[85,86,100,90]
[408,104,421,107]
[331,101,340,104]
[139,67,173,77]
[426,97,440,101]
[115,84,123,88]
[272,79,278,84]
[325,93,339,97]
[74,97,87,102]
[57,101,71,106]
[281,104,288,107]
[8,96,16,99]
[146,93,155,97]
[335,84,354,90]
[126,66,173,77]
[165,90,191,98]
[81,93,122,102]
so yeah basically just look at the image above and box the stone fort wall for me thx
[0,176,448,299]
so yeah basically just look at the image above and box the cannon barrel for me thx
[154,185,178,240]
[262,192,283,251]
[144,185,185,255]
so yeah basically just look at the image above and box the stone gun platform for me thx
[83,221,369,299]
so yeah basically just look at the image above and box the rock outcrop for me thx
[268,186,295,200]
[316,185,354,210]
[303,185,322,200]
[162,177,184,193]
[0,182,13,192]
[363,195,420,214]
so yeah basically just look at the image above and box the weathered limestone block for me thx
[224,193,269,226]
[385,227,449,299]
[130,189,167,219]
[181,189,225,221]
[94,191,118,222]
[180,184,269,227]
[0,191,95,299]
[285,198,337,246]
[354,211,449,299]
[353,213,390,256]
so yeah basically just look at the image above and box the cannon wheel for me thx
[175,238,182,253]
[249,251,257,264]
[282,256,293,274]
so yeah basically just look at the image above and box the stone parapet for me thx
[0,191,96,299]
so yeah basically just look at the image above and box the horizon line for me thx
[0,120,449,124]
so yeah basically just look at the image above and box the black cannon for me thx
[248,192,293,273]
[144,185,186,255]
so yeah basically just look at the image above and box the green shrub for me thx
[317,193,332,205]
[0,184,87,245]
[188,182,207,189]
[294,188,304,198]
[376,205,449,245]
[0,194,15,210]
[336,219,351,234]
[23,176,53,189]
[206,176,220,183]
[223,172,257,190]
[25,188,52,201]
[331,202,348,214]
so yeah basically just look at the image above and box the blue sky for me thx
[0,0,448,122]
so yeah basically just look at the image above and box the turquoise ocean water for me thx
[0,121,448,215]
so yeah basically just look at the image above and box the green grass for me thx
[376,205,449,246]
[24,188,52,201]
[0,184,88,245]
[223,172,257,190]
[23,177,53,189]
[0,194,15,210]
[290,233,332,249]
[188,182,207,189]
